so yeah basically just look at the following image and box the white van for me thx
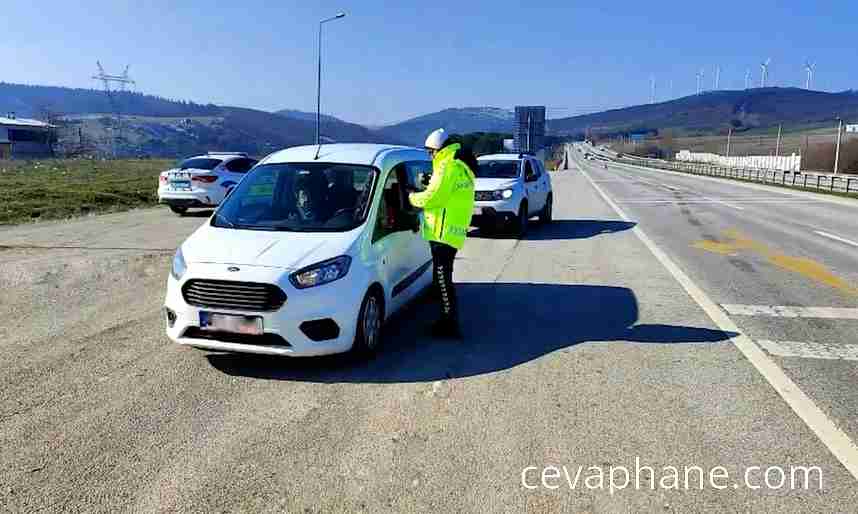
[164,144,433,357]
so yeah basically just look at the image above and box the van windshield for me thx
[475,160,520,179]
[212,163,377,232]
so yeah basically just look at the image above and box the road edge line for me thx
[576,156,858,482]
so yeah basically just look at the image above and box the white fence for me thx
[675,150,801,172]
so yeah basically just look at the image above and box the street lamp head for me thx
[321,12,346,23]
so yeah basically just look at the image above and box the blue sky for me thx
[3,1,856,125]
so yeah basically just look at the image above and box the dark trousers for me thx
[430,242,459,324]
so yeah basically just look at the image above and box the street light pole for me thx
[775,124,782,157]
[316,12,346,149]
[834,118,843,175]
[726,127,732,158]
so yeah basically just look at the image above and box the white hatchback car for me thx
[471,153,552,235]
[164,144,434,357]
[158,152,258,215]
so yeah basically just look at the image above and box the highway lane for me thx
[576,148,858,464]
[3,169,858,511]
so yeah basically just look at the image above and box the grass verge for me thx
[0,159,172,225]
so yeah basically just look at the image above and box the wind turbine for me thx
[804,61,816,90]
[696,68,705,95]
[760,58,771,88]
[714,65,721,90]
[745,69,752,89]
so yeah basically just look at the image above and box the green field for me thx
[0,159,173,225]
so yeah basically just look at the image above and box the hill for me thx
[548,88,858,137]
[275,109,345,125]
[0,82,400,157]
[0,82,219,118]
[376,107,513,146]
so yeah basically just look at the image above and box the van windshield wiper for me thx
[213,212,237,228]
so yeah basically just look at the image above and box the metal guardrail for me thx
[615,156,857,195]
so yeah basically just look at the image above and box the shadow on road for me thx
[207,282,734,384]
[469,219,636,241]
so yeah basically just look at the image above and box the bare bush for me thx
[804,139,858,174]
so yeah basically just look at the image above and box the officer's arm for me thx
[409,163,453,210]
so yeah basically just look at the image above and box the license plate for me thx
[472,207,483,215]
[200,312,263,335]
[170,180,191,190]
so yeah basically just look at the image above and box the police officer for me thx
[408,128,476,339]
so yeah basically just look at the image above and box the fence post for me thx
[817,175,821,189]
[848,178,853,193]
[831,177,836,192]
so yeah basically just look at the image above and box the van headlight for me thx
[171,247,187,280]
[290,256,351,289]
[490,189,514,200]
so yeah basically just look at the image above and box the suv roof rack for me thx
[206,151,248,157]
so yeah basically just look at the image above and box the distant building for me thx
[846,124,858,134]
[513,106,546,153]
[0,114,55,159]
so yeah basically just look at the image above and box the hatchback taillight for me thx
[159,175,167,183]
[192,175,218,183]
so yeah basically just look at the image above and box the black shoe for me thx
[430,319,462,340]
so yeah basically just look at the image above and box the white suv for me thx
[158,152,258,215]
[472,153,553,236]
[164,144,433,357]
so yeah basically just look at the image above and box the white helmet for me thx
[424,128,448,150]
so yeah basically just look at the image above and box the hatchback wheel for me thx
[352,289,384,357]
[514,201,528,237]
[539,194,553,224]
[169,205,188,215]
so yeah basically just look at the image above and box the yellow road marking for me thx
[693,229,857,295]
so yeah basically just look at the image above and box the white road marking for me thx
[702,197,745,210]
[757,340,858,361]
[815,231,858,248]
[574,155,858,482]
[617,198,824,204]
[721,304,858,320]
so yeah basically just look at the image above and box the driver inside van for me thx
[292,171,331,222]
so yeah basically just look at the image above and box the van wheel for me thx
[169,205,188,215]
[514,201,528,237]
[352,289,384,357]
[539,194,553,224]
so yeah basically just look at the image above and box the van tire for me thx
[351,288,384,358]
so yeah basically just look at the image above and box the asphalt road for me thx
[578,148,858,446]
[2,158,858,512]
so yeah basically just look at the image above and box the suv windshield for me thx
[212,163,377,232]
[178,157,221,170]
[475,160,520,179]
